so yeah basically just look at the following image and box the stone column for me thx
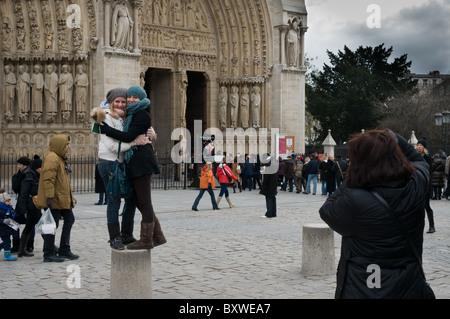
[279,26,288,66]
[299,26,307,67]
[104,0,111,48]
[110,249,152,299]
[301,223,335,276]
[132,0,142,53]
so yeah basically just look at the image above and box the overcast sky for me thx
[304,0,450,74]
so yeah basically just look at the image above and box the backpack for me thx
[11,171,25,194]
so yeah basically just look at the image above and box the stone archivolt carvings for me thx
[140,0,270,131]
[140,0,269,79]
[0,0,97,58]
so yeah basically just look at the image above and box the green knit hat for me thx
[127,85,147,100]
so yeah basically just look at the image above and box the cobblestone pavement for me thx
[1,188,449,299]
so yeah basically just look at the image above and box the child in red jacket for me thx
[216,158,238,208]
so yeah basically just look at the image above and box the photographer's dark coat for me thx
[320,137,432,299]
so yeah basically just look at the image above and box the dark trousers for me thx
[43,209,74,257]
[265,196,277,218]
[22,209,42,235]
[242,174,253,190]
[132,175,155,223]
[0,236,12,251]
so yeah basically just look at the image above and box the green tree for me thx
[306,44,417,143]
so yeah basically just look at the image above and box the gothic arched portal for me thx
[139,0,276,154]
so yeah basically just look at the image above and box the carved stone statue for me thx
[251,86,261,128]
[59,65,73,122]
[179,73,188,127]
[30,64,44,122]
[229,86,239,128]
[4,64,16,122]
[74,64,89,121]
[218,86,228,130]
[240,85,250,129]
[44,64,58,123]
[286,19,300,68]
[111,1,134,51]
[17,64,31,121]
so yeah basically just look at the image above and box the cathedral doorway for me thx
[143,68,208,156]
[186,71,207,154]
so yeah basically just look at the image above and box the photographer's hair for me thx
[346,130,415,188]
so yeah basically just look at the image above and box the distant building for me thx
[408,71,450,96]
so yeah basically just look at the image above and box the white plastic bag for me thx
[35,209,57,235]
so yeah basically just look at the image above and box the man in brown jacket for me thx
[37,134,79,262]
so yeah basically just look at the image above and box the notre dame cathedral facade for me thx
[0,0,307,158]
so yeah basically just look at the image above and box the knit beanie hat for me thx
[127,85,147,100]
[106,88,127,104]
[0,192,11,203]
[31,155,42,171]
[17,156,31,166]
[418,137,428,148]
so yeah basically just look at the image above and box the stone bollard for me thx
[301,223,335,276]
[110,249,152,299]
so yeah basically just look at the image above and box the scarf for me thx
[123,98,151,163]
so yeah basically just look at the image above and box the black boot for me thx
[18,233,34,257]
[107,223,125,250]
[426,208,436,233]
[121,222,137,245]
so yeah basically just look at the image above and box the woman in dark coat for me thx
[319,130,435,299]
[100,85,165,250]
[16,156,43,257]
[325,155,337,196]
[430,154,445,200]
[260,156,278,218]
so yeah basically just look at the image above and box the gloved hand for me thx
[3,218,12,225]
[208,183,212,189]
[99,121,111,135]
[46,198,54,209]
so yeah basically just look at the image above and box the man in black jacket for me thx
[304,153,319,195]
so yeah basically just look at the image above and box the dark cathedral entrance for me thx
[186,71,207,155]
[143,69,207,157]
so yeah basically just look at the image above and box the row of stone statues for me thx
[3,63,89,124]
[218,85,261,130]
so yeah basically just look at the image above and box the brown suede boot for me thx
[126,222,155,250]
[153,217,167,247]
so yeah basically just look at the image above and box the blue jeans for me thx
[283,178,293,192]
[97,161,136,225]
[265,196,277,218]
[192,188,218,209]
[218,183,230,197]
[305,174,317,195]
[321,180,327,194]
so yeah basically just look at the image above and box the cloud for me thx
[305,0,450,74]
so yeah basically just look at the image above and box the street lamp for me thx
[435,110,450,154]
